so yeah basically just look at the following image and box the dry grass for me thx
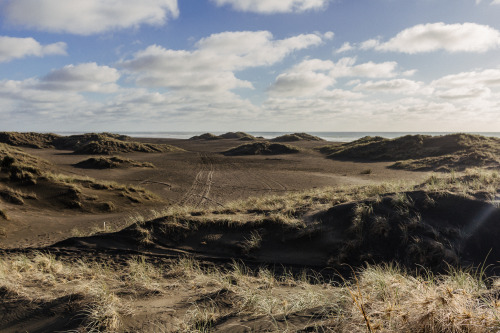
[1,252,498,332]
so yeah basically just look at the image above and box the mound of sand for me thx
[272,133,324,142]
[0,143,48,185]
[73,138,179,155]
[319,133,500,171]
[0,132,61,149]
[54,184,500,274]
[0,143,159,214]
[223,142,300,156]
[190,132,257,141]
[189,133,221,140]
[0,132,182,155]
[74,156,154,169]
[219,132,256,140]
[53,133,131,150]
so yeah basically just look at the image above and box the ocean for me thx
[54,131,500,142]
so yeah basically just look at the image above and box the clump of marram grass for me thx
[1,252,499,332]
[339,264,500,333]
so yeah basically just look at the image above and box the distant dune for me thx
[272,132,325,142]
[223,142,300,155]
[0,132,182,155]
[319,133,500,171]
[190,131,256,141]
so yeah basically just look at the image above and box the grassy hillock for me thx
[223,142,300,156]
[272,132,325,142]
[219,131,256,140]
[0,143,158,213]
[74,156,154,169]
[0,132,60,149]
[0,132,181,155]
[190,132,257,141]
[72,138,179,155]
[319,133,500,171]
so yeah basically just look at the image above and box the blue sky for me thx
[1,0,500,132]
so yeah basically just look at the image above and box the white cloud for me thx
[437,87,491,100]
[38,63,120,93]
[1,0,179,35]
[269,57,402,97]
[0,63,120,114]
[211,0,330,13]
[120,31,323,92]
[491,0,500,4]
[431,69,500,88]
[354,79,426,94]
[431,68,500,100]
[335,42,353,53]
[364,23,500,53]
[0,36,66,62]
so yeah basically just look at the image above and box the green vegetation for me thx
[318,133,500,171]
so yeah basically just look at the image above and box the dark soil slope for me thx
[223,142,300,156]
[319,133,500,171]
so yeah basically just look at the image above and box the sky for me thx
[1,0,500,132]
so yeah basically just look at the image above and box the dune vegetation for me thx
[1,169,500,332]
[0,132,182,155]
[190,132,257,141]
[224,142,300,156]
[272,132,325,142]
[319,133,500,171]
[0,143,159,213]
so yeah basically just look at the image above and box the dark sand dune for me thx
[272,132,325,142]
[0,132,181,155]
[190,131,256,141]
[223,142,300,156]
[53,190,500,274]
[74,156,154,169]
[319,133,500,171]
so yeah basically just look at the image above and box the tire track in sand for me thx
[178,153,221,208]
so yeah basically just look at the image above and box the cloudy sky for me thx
[1,0,500,132]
